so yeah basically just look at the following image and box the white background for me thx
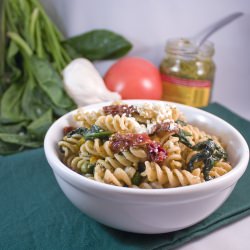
[42,1,250,249]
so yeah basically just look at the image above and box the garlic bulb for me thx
[62,58,120,106]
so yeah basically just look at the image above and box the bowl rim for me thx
[44,100,249,197]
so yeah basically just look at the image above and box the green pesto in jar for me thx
[160,38,216,107]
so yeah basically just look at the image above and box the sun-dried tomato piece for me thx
[63,126,76,136]
[147,142,167,163]
[103,104,138,117]
[150,122,179,135]
[110,133,167,163]
[110,133,151,152]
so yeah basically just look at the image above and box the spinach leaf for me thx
[6,40,22,82]
[175,119,187,126]
[173,129,193,148]
[68,125,113,140]
[50,104,75,118]
[187,139,227,181]
[0,41,21,95]
[0,83,28,123]
[84,125,113,140]
[21,75,56,121]
[21,77,44,120]
[0,140,24,155]
[67,127,88,137]
[0,133,42,148]
[0,121,27,133]
[31,56,76,109]
[62,43,80,60]
[27,109,53,139]
[64,29,132,60]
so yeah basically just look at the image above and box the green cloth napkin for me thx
[0,103,249,250]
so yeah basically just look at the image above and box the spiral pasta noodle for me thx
[74,109,104,128]
[95,114,143,133]
[65,155,89,172]
[209,161,232,178]
[105,147,147,169]
[93,164,136,187]
[80,139,113,158]
[141,161,203,187]
[163,136,183,169]
[58,134,85,157]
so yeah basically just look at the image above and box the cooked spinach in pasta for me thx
[58,102,232,189]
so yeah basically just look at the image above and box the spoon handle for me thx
[193,12,244,47]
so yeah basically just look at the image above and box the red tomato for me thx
[104,57,162,99]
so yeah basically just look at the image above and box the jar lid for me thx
[166,38,214,57]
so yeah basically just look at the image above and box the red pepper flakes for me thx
[110,133,151,152]
[103,104,138,117]
[63,126,75,136]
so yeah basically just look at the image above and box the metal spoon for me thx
[192,12,244,48]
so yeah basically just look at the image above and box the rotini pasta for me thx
[93,164,135,187]
[80,139,113,158]
[104,168,132,187]
[66,155,89,172]
[58,134,85,157]
[105,147,147,168]
[163,136,183,169]
[209,161,232,178]
[74,108,104,128]
[141,161,203,187]
[95,114,144,133]
[58,101,233,189]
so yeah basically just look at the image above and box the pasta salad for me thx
[58,102,232,189]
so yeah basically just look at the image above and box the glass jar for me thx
[160,38,216,107]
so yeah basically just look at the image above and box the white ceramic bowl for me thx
[44,100,249,234]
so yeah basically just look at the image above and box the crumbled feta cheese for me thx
[136,103,174,122]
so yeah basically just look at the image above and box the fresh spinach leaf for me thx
[0,83,28,123]
[0,41,21,95]
[31,56,76,109]
[27,109,53,139]
[64,29,132,60]
[22,78,43,120]
[0,133,42,148]
[62,43,80,60]
[6,40,22,82]
[21,76,55,120]
[0,121,27,133]
[0,140,24,155]
[50,104,75,118]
